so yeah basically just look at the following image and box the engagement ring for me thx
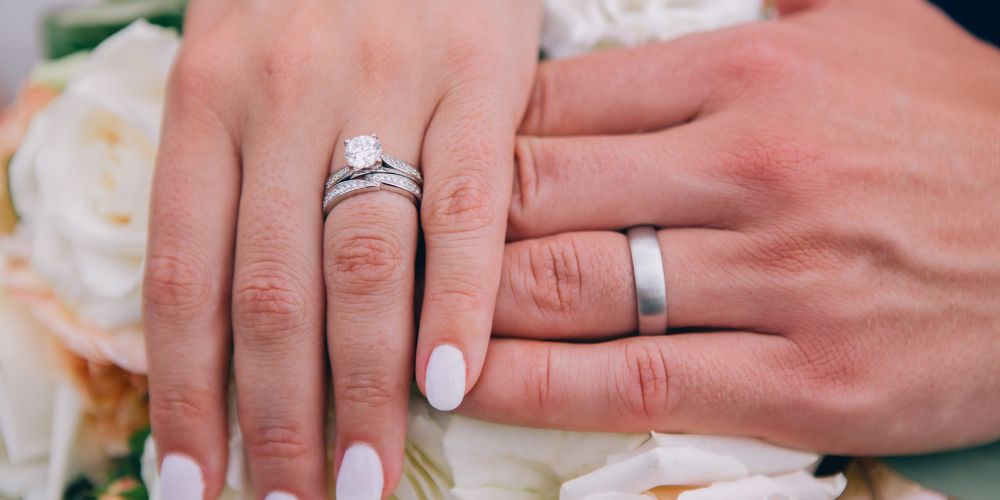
[323,134,424,216]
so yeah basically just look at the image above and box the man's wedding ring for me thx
[627,226,668,335]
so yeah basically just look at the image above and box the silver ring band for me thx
[324,173,422,215]
[325,162,422,193]
[323,134,424,217]
[627,226,668,335]
[381,153,422,183]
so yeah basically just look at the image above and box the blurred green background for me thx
[43,0,186,59]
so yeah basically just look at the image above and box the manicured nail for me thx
[425,344,466,411]
[264,492,298,500]
[160,453,205,500]
[336,443,384,500]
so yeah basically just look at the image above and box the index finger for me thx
[457,335,822,448]
[415,89,523,412]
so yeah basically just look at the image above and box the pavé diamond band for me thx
[323,134,423,216]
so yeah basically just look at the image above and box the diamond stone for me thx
[344,134,381,170]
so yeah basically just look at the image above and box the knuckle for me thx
[422,173,500,236]
[143,251,215,316]
[773,334,874,435]
[232,265,309,336]
[255,32,324,107]
[712,27,803,87]
[745,230,848,282]
[326,228,406,290]
[260,52,302,88]
[441,35,503,82]
[520,63,553,134]
[522,238,584,316]
[518,345,554,415]
[336,369,396,410]
[791,332,865,393]
[168,49,228,108]
[617,343,670,421]
[150,387,212,428]
[353,31,409,83]
[243,422,311,461]
[718,131,819,197]
[424,274,489,314]
[508,137,542,238]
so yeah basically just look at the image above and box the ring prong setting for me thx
[344,133,382,171]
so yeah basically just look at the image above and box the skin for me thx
[460,0,1000,455]
[142,0,540,497]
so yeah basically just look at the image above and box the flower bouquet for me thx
[1,1,946,498]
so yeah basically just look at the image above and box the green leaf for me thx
[2,153,18,232]
[43,0,187,60]
[128,427,151,457]
[28,51,90,91]
[884,440,1000,500]
[120,485,151,500]
[63,476,96,500]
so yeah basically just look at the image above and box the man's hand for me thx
[460,0,1000,454]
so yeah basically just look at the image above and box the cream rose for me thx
[0,288,106,499]
[542,0,765,59]
[6,21,178,372]
[140,394,845,499]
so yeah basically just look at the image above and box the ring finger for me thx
[325,124,424,500]
[494,229,786,339]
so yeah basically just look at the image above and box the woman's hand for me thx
[142,1,540,498]
[461,0,1000,454]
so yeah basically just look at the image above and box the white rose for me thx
[442,420,846,499]
[143,394,842,499]
[0,288,104,500]
[8,21,178,333]
[542,0,765,59]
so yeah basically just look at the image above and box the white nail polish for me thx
[425,344,466,411]
[160,454,205,500]
[336,443,384,500]
[264,492,298,500]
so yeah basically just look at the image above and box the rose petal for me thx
[560,447,750,500]
[606,433,819,476]
[0,288,57,464]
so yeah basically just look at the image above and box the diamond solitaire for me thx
[323,133,423,217]
[344,134,382,170]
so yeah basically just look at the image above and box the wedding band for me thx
[381,153,423,183]
[323,173,421,214]
[325,162,422,194]
[627,226,668,335]
[323,134,423,216]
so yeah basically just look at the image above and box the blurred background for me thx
[1,0,997,104]
[0,0,68,103]
[1,0,185,103]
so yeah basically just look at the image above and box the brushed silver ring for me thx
[627,226,668,335]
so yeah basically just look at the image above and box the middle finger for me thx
[508,117,753,240]
[232,108,330,496]
[495,229,784,339]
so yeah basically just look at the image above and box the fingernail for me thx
[160,453,205,500]
[336,443,384,500]
[264,492,298,500]
[425,344,466,411]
